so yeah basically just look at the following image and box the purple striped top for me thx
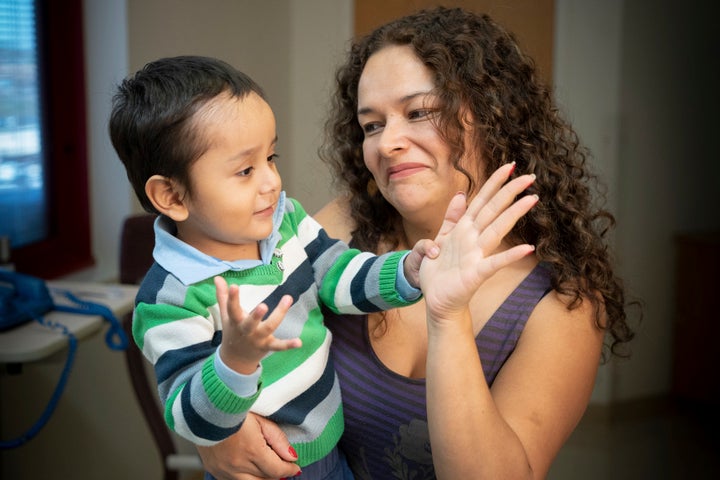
[326,262,552,479]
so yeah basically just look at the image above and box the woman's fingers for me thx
[464,162,517,217]
[467,174,535,222]
[477,192,539,253]
[196,413,300,479]
[475,174,535,229]
[436,191,468,238]
[479,243,537,280]
[437,164,534,249]
[468,174,535,228]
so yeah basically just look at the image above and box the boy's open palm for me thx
[214,276,301,375]
[419,164,538,319]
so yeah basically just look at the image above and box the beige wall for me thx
[126,0,351,215]
[354,0,555,85]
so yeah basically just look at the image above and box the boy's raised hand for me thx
[214,276,301,375]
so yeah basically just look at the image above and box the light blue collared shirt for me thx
[152,193,287,285]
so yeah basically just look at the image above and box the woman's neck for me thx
[396,216,443,251]
[396,210,518,257]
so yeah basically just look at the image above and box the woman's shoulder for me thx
[524,280,605,351]
[313,195,355,243]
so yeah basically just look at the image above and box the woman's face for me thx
[357,45,474,225]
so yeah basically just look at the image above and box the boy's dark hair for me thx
[109,55,266,213]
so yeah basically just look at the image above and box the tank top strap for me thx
[477,262,553,384]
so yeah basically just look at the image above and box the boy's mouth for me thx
[255,203,275,216]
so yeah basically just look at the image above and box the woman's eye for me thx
[267,153,279,163]
[362,122,382,135]
[409,109,432,120]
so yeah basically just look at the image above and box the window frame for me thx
[11,0,93,279]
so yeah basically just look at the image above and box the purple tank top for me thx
[326,262,552,480]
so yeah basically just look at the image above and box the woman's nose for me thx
[378,118,409,157]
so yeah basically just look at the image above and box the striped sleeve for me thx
[285,198,420,314]
[133,266,259,446]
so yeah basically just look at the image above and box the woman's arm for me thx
[419,166,603,478]
[196,412,300,480]
[425,293,603,479]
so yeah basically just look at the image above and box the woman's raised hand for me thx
[419,163,538,320]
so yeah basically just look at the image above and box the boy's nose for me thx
[259,163,281,192]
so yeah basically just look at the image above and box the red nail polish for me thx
[295,470,302,477]
[508,161,517,176]
[289,445,298,458]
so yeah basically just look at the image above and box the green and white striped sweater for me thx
[132,196,420,467]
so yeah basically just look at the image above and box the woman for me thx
[198,7,635,479]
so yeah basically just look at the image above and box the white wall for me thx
[287,0,353,211]
[553,0,624,405]
[556,0,718,404]
[64,0,134,283]
[612,0,719,401]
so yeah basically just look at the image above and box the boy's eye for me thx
[237,166,253,177]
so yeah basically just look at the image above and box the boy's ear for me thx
[145,175,189,222]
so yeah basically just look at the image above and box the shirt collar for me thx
[152,192,286,285]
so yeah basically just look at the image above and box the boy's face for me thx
[175,92,282,261]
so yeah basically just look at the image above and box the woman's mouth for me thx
[387,163,426,180]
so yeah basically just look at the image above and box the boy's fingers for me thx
[268,337,302,351]
[214,276,229,316]
[237,303,267,335]
[255,295,292,334]
[261,296,299,351]
[415,239,440,259]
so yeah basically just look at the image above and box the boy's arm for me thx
[315,246,421,313]
[135,297,249,447]
[288,197,425,313]
[402,238,440,288]
[134,276,297,447]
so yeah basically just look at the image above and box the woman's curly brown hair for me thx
[319,7,636,360]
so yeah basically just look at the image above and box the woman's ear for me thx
[145,175,189,221]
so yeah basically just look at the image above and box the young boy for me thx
[108,55,435,478]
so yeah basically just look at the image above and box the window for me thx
[0,0,92,278]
